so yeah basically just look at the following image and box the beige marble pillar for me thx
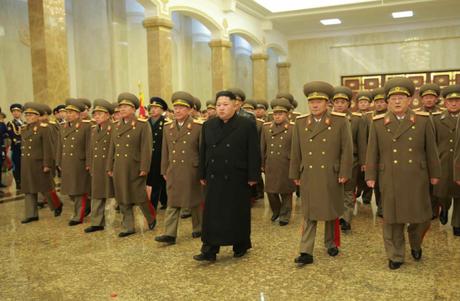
[251,53,268,100]
[277,62,291,93]
[28,0,69,106]
[143,17,173,103]
[209,39,232,95]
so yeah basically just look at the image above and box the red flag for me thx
[138,82,147,118]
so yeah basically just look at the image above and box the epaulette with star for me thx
[432,111,443,116]
[257,118,265,123]
[352,112,363,117]
[296,114,310,119]
[49,120,56,125]
[373,114,385,120]
[82,119,91,123]
[290,121,295,125]
[415,111,430,117]
[263,122,271,126]
[193,119,204,125]
[137,117,148,122]
[331,112,346,117]
[40,123,48,127]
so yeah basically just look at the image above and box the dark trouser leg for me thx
[255,175,264,199]
[267,193,281,217]
[150,178,167,209]
[374,182,383,216]
[429,184,440,217]
[159,178,168,207]
[12,148,21,189]
[201,243,220,255]
[24,193,38,219]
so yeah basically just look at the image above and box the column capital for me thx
[143,16,174,30]
[209,39,232,48]
[276,62,291,68]
[251,53,269,61]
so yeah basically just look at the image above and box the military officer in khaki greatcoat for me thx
[84,99,115,233]
[107,93,156,237]
[20,103,62,223]
[365,77,441,270]
[56,98,92,226]
[261,98,296,226]
[155,91,203,245]
[438,85,460,237]
[332,86,367,232]
[289,81,353,267]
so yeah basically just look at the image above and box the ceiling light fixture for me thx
[392,10,414,19]
[320,18,342,25]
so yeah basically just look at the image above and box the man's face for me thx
[207,108,216,118]
[12,110,22,119]
[374,99,388,112]
[358,100,370,111]
[273,111,288,124]
[38,114,48,122]
[80,109,89,119]
[93,111,110,125]
[25,113,39,124]
[149,106,164,119]
[332,99,350,113]
[445,98,460,114]
[388,93,411,115]
[421,94,437,109]
[308,98,328,117]
[235,99,243,110]
[174,105,191,122]
[119,104,135,119]
[66,110,80,122]
[216,97,237,121]
[255,108,266,118]
[113,111,121,121]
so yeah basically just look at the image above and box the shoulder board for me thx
[112,120,120,124]
[364,111,374,115]
[331,112,346,117]
[164,120,173,125]
[21,124,28,128]
[432,111,443,116]
[352,112,362,117]
[91,125,97,128]
[137,117,148,122]
[49,120,56,125]
[81,119,91,123]
[413,107,421,111]
[257,118,265,123]
[40,123,48,127]
[193,119,204,125]
[296,114,310,119]
[373,114,385,121]
[415,111,430,117]
[440,107,447,111]
[165,117,172,123]
[290,122,295,125]
[268,112,273,115]
[263,122,271,126]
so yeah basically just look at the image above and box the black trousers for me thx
[11,146,21,188]
[201,241,251,255]
[150,177,167,210]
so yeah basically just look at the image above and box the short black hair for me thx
[215,90,236,101]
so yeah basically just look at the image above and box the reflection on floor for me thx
[0,193,459,301]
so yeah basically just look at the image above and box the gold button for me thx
[393,149,397,153]
[393,160,398,164]
[172,150,176,154]
[72,137,75,140]
[173,159,176,163]
[94,155,98,158]
[27,154,31,157]
[321,165,325,169]
[182,150,186,154]
[116,144,120,147]
[271,144,274,147]
[28,146,31,149]
[450,139,453,143]
[321,151,325,155]
[116,153,120,157]
[309,139,313,142]
[272,136,275,139]
[280,137,283,140]
[126,144,129,147]
[124,154,128,157]
[408,137,413,141]
[95,147,98,150]
[270,151,274,154]
[408,159,412,163]
[450,149,454,152]
[70,153,73,156]
[181,160,184,163]
[392,139,397,142]
[309,165,313,169]
[322,138,326,142]
[408,148,412,152]
[127,135,130,138]
[102,155,106,158]
[387,129,390,132]
[70,145,74,148]
[277,152,280,155]
[279,144,282,148]
[308,152,312,155]
[63,153,66,156]
[183,141,187,144]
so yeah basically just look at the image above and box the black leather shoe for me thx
[84,226,104,233]
[54,205,63,217]
[180,213,192,219]
[21,217,39,224]
[411,249,422,261]
[233,250,247,258]
[160,204,167,210]
[453,227,460,236]
[118,231,135,238]
[388,260,403,270]
[271,214,279,222]
[148,219,157,230]
[192,231,201,238]
[154,235,176,245]
[294,253,313,267]
[193,253,216,262]
[327,247,339,257]
[339,218,345,227]
[341,221,351,231]
[439,209,448,225]
[68,220,82,226]
[279,221,289,226]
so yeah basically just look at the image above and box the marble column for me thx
[277,62,291,93]
[251,53,268,100]
[209,39,232,95]
[28,0,69,106]
[143,17,173,103]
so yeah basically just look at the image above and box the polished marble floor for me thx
[1,190,459,301]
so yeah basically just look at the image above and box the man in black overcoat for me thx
[193,90,261,262]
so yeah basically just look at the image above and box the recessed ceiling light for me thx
[253,0,374,13]
[320,18,342,25]
[392,10,414,19]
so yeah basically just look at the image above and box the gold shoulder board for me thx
[296,114,310,119]
[432,111,443,116]
[40,123,48,127]
[82,119,91,123]
[49,120,56,125]
[352,112,362,117]
[257,118,265,123]
[373,114,385,120]
[290,121,295,125]
[164,120,173,125]
[193,119,204,125]
[331,112,346,117]
[263,122,271,126]
[415,111,430,117]
[137,117,148,122]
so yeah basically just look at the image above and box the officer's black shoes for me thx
[118,231,135,238]
[193,253,216,262]
[192,231,201,238]
[37,202,46,209]
[54,205,63,217]
[148,220,157,230]
[21,217,39,224]
[295,253,313,267]
[439,209,449,225]
[453,227,460,236]
[411,249,422,261]
[85,226,104,233]
[160,204,167,210]
[377,212,383,218]
[68,220,82,226]
[155,235,176,245]
[233,250,247,258]
[340,220,351,231]
[180,213,192,219]
[388,260,403,270]
[327,247,339,257]
[279,221,289,226]
[270,214,279,222]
